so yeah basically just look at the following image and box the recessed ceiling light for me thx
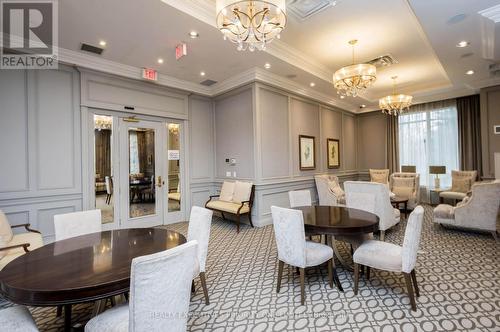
[157,58,164,64]
[456,41,469,48]
[264,63,271,69]
[360,104,366,108]
[310,82,315,87]
[99,40,107,47]
[340,95,345,99]
[189,31,199,39]
[466,70,474,75]
[200,71,206,76]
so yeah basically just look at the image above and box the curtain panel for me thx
[387,115,399,174]
[456,95,482,177]
[94,129,111,179]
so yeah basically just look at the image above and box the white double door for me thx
[91,111,184,229]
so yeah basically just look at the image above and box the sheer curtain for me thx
[399,99,459,188]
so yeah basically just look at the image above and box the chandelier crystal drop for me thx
[216,0,287,52]
[379,76,413,116]
[334,40,376,97]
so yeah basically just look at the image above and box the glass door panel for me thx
[167,123,181,213]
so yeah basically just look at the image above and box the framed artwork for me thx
[327,138,340,169]
[299,135,316,170]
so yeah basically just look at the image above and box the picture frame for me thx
[299,135,316,170]
[327,138,340,169]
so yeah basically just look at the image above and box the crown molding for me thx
[160,0,215,27]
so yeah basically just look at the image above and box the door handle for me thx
[156,176,163,188]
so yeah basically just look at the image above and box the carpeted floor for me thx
[1,205,499,331]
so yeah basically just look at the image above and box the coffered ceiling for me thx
[57,0,500,112]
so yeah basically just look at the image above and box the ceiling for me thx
[57,0,500,112]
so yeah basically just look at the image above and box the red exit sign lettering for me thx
[142,68,158,81]
[175,43,187,60]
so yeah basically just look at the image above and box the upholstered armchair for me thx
[369,169,390,185]
[353,206,425,311]
[439,170,477,204]
[344,181,400,241]
[271,206,336,305]
[86,241,198,332]
[390,173,421,209]
[187,206,213,304]
[433,181,500,240]
[314,175,345,206]
[0,210,43,271]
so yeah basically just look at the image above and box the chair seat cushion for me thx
[433,204,454,220]
[353,240,402,272]
[439,191,467,200]
[305,241,333,267]
[206,200,249,214]
[394,208,401,219]
[168,192,181,201]
[0,306,38,332]
[85,303,129,332]
[0,232,44,271]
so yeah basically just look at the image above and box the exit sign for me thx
[142,68,158,81]
[175,43,187,60]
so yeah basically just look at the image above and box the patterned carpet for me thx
[1,205,499,331]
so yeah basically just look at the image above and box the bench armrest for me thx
[205,194,220,206]
[237,200,251,214]
[11,223,41,234]
[0,243,31,253]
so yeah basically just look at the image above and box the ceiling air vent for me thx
[287,0,338,21]
[80,43,104,55]
[367,54,398,68]
[200,79,217,86]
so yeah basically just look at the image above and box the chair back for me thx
[187,206,213,272]
[271,206,306,268]
[369,169,389,184]
[54,210,101,241]
[314,175,343,206]
[130,241,198,332]
[288,190,312,208]
[105,176,113,195]
[451,170,477,183]
[344,181,396,231]
[402,206,424,273]
[455,181,500,230]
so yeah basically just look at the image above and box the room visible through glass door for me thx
[165,122,183,223]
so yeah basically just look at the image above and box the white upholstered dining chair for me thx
[0,306,39,331]
[314,175,345,206]
[85,241,199,332]
[187,206,213,304]
[344,181,400,241]
[54,210,102,241]
[288,190,312,208]
[271,206,334,305]
[353,206,424,311]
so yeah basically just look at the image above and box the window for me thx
[399,100,459,187]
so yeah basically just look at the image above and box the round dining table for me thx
[0,228,186,332]
[294,205,379,285]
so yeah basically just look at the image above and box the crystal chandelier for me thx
[379,76,413,116]
[216,0,287,52]
[334,40,377,97]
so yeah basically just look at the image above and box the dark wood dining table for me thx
[0,228,186,332]
[294,206,379,284]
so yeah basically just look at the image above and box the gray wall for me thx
[480,85,500,178]
[0,66,82,240]
[356,112,388,171]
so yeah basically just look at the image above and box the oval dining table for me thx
[293,205,379,289]
[0,228,186,332]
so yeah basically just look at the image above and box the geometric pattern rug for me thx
[0,204,498,331]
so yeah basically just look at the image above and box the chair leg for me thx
[199,272,210,305]
[56,305,62,317]
[410,269,420,297]
[380,230,385,241]
[221,212,226,220]
[492,231,498,242]
[403,272,417,311]
[353,263,360,295]
[191,280,196,294]
[327,260,333,288]
[277,260,284,293]
[248,212,254,228]
[236,215,240,233]
[299,268,305,305]
[366,266,371,281]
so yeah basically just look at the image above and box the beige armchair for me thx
[369,169,389,185]
[433,181,500,240]
[0,210,43,270]
[390,173,420,209]
[314,175,345,206]
[439,170,477,204]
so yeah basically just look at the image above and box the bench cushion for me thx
[206,200,250,214]
[219,181,235,202]
[232,181,252,204]
[0,232,43,270]
[439,191,467,200]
